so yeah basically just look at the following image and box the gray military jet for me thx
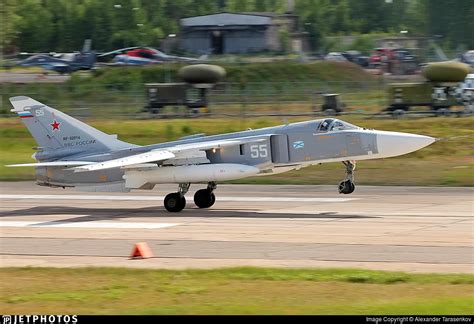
[8,96,435,212]
[18,40,96,74]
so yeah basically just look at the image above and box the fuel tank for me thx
[123,163,260,188]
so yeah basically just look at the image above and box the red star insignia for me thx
[51,120,60,131]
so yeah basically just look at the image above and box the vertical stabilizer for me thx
[9,96,135,160]
[82,39,92,53]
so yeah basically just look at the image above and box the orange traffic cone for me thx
[130,242,153,259]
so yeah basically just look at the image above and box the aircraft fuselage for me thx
[33,118,432,190]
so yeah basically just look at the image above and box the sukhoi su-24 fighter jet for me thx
[8,96,435,212]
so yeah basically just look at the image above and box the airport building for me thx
[179,12,309,54]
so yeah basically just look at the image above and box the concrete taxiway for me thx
[0,182,472,273]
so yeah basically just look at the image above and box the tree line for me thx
[1,0,472,54]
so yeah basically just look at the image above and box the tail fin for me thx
[198,54,209,61]
[10,96,134,160]
[82,39,92,53]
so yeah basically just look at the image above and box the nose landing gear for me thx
[338,161,356,194]
[194,182,216,209]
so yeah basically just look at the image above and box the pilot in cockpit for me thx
[318,119,359,132]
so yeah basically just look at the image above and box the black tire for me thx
[348,181,355,194]
[391,109,406,118]
[435,108,451,117]
[194,189,216,208]
[324,108,336,116]
[338,181,346,194]
[338,180,355,194]
[208,192,216,207]
[164,193,186,212]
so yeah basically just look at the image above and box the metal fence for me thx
[18,75,474,119]
[1,80,396,119]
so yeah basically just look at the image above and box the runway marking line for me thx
[0,221,180,229]
[0,194,358,203]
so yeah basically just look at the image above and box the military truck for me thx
[143,64,226,115]
[385,61,471,117]
[458,73,474,114]
[312,93,346,116]
[144,83,209,114]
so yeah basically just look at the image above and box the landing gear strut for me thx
[338,161,356,194]
[194,182,216,209]
[164,183,190,212]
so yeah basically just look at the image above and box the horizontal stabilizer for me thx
[73,150,175,172]
[7,161,95,167]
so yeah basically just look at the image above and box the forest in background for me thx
[1,0,473,54]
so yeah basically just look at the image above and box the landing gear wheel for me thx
[349,182,355,193]
[338,161,356,194]
[209,192,216,207]
[194,189,216,208]
[164,193,186,212]
[338,180,355,194]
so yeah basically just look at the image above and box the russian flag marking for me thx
[18,111,34,119]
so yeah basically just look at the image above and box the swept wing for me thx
[73,136,269,172]
[7,161,95,167]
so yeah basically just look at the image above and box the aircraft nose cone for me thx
[376,131,435,158]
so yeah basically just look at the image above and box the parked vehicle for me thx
[143,64,225,115]
[384,61,471,117]
[312,93,346,115]
[369,48,394,68]
[341,51,369,67]
[324,52,348,62]
[460,50,474,68]
[456,73,474,114]
[143,83,208,114]
[390,48,418,75]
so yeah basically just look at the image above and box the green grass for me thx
[82,60,377,85]
[1,61,380,115]
[1,267,473,314]
[0,66,45,73]
[1,116,473,185]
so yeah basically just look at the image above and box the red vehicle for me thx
[125,48,158,59]
[369,48,395,68]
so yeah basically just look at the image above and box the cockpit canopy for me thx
[317,119,359,132]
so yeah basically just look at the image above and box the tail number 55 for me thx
[250,144,268,158]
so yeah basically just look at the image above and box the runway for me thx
[1,182,472,273]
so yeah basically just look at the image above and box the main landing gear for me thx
[338,161,356,194]
[164,183,189,212]
[194,182,216,209]
[163,182,217,212]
